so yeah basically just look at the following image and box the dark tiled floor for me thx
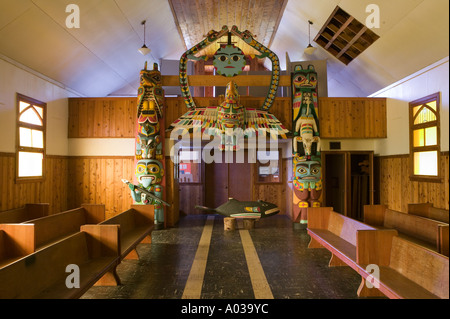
[81,214,364,299]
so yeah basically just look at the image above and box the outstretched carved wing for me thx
[167,107,289,139]
[244,108,289,139]
[167,107,221,136]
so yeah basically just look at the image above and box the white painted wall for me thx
[370,57,449,156]
[0,57,81,155]
[68,138,135,157]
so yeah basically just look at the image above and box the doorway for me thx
[322,151,374,221]
[205,151,253,209]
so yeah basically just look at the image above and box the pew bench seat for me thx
[99,205,154,260]
[307,228,357,267]
[307,207,383,297]
[0,225,120,299]
[374,266,443,299]
[95,205,154,286]
[357,230,449,299]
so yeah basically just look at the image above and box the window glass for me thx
[413,129,424,147]
[18,152,43,177]
[19,107,43,126]
[413,151,438,176]
[425,127,437,146]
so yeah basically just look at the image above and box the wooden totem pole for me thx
[123,62,167,230]
[291,65,322,225]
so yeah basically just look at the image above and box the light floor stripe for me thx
[182,215,215,299]
[239,229,274,299]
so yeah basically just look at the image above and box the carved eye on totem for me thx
[147,164,160,174]
[293,75,306,85]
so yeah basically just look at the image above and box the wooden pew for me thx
[95,204,154,285]
[307,207,388,297]
[408,203,449,224]
[357,230,449,299]
[23,204,105,249]
[0,224,120,299]
[0,204,105,268]
[364,205,449,256]
[307,207,377,269]
[0,204,49,223]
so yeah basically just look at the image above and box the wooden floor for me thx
[81,214,369,300]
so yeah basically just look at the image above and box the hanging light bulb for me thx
[304,20,316,55]
[138,20,151,56]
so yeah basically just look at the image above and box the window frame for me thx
[409,92,441,183]
[254,148,283,184]
[15,93,47,183]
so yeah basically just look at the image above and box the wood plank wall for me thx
[68,97,386,139]
[68,98,136,138]
[319,98,386,138]
[377,152,449,212]
[0,153,69,215]
[67,156,135,219]
[253,158,291,217]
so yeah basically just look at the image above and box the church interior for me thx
[0,0,448,304]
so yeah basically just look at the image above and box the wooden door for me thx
[205,151,252,209]
[205,161,229,209]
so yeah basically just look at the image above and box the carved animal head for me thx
[217,81,244,131]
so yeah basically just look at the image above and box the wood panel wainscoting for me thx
[376,152,449,212]
[67,156,135,220]
[0,153,69,215]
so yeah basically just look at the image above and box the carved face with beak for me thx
[217,81,244,131]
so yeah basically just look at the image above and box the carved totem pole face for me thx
[135,159,164,189]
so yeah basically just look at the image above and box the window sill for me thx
[409,175,442,183]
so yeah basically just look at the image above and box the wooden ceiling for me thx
[169,0,288,58]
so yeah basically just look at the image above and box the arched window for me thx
[16,94,46,182]
[409,92,441,182]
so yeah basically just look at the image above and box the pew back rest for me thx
[0,204,49,224]
[328,212,375,246]
[100,205,154,236]
[23,205,105,249]
[100,209,137,236]
[308,207,375,246]
[389,236,449,299]
[384,209,445,245]
[25,208,86,248]
[408,203,449,224]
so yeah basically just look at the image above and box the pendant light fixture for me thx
[304,20,316,55]
[138,20,151,56]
